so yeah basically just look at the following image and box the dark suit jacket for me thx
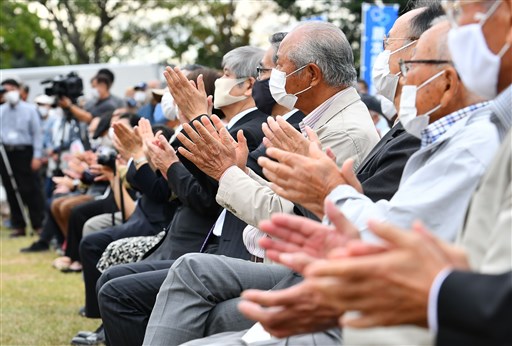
[168,109,268,216]
[125,162,177,227]
[356,122,420,202]
[246,110,305,178]
[295,122,420,220]
[213,211,252,260]
[144,109,268,260]
[436,270,512,346]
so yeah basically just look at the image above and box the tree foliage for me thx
[0,1,61,69]
[274,0,413,69]
[36,0,187,64]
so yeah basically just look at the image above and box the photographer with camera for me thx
[58,73,118,124]
[0,78,45,237]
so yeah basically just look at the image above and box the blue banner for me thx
[360,3,399,94]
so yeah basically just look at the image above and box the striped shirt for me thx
[421,102,489,148]
[299,87,352,134]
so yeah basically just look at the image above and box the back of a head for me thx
[410,1,445,39]
[222,46,265,79]
[287,21,357,87]
[186,67,222,98]
[269,32,287,64]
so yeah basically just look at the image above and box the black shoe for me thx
[20,240,49,252]
[78,306,86,317]
[71,325,105,345]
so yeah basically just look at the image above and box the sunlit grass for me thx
[1,226,99,345]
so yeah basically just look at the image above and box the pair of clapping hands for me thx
[111,117,178,178]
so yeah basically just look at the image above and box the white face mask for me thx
[161,90,177,121]
[399,70,445,138]
[448,1,510,100]
[134,91,146,103]
[89,88,100,101]
[372,40,417,102]
[5,90,20,106]
[213,77,248,109]
[38,106,49,118]
[269,65,312,110]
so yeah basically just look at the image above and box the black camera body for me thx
[41,72,84,104]
[97,148,117,172]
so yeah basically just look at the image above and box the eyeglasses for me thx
[383,34,417,50]
[399,59,453,77]
[256,66,272,78]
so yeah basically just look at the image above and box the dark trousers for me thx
[66,193,117,262]
[0,147,44,229]
[97,261,175,346]
[79,207,165,318]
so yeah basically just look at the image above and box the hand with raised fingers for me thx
[144,135,179,175]
[257,200,359,273]
[262,116,309,155]
[302,220,469,329]
[163,66,208,122]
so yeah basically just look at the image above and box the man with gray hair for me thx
[141,21,378,346]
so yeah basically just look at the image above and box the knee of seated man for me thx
[171,253,215,277]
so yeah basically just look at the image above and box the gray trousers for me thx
[180,328,342,346]
[143,253,297,346]
[82,212,123,237]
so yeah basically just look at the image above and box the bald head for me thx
[280,21,357,87]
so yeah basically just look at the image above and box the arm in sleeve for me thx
[216,166,294,227]
[130,163,171,203]
[167,161,220,216]
[436,270,512,344]
[30,110,43,158]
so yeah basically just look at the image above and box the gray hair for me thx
[269,32,287,64]
[287,21,357,87]
[222,46,264,79]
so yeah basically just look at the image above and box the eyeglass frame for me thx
[398,59,454,77]
[382,34,418,50]
[256,66,272,79]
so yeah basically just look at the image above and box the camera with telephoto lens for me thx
[97,148,117,172]
[41,72,83,104]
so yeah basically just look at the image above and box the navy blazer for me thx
[246,110,305,178]
[436,270,512,345]
[356,122,420,202]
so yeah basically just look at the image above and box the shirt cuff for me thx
[427,268,452,334]
[219,165,239,183]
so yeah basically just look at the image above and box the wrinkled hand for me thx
[258,200,359,273]
[163,66,208,122]
[145,135,179,175]
[112,122,143,160]
[303,220,469,329]
[238,278,341,338]
[262,116,309,156]
[177,115,248,180]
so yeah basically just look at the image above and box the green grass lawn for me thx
[1,227,99,345]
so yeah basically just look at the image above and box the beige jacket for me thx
[458,130,511,274]
[216,87,379,227]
